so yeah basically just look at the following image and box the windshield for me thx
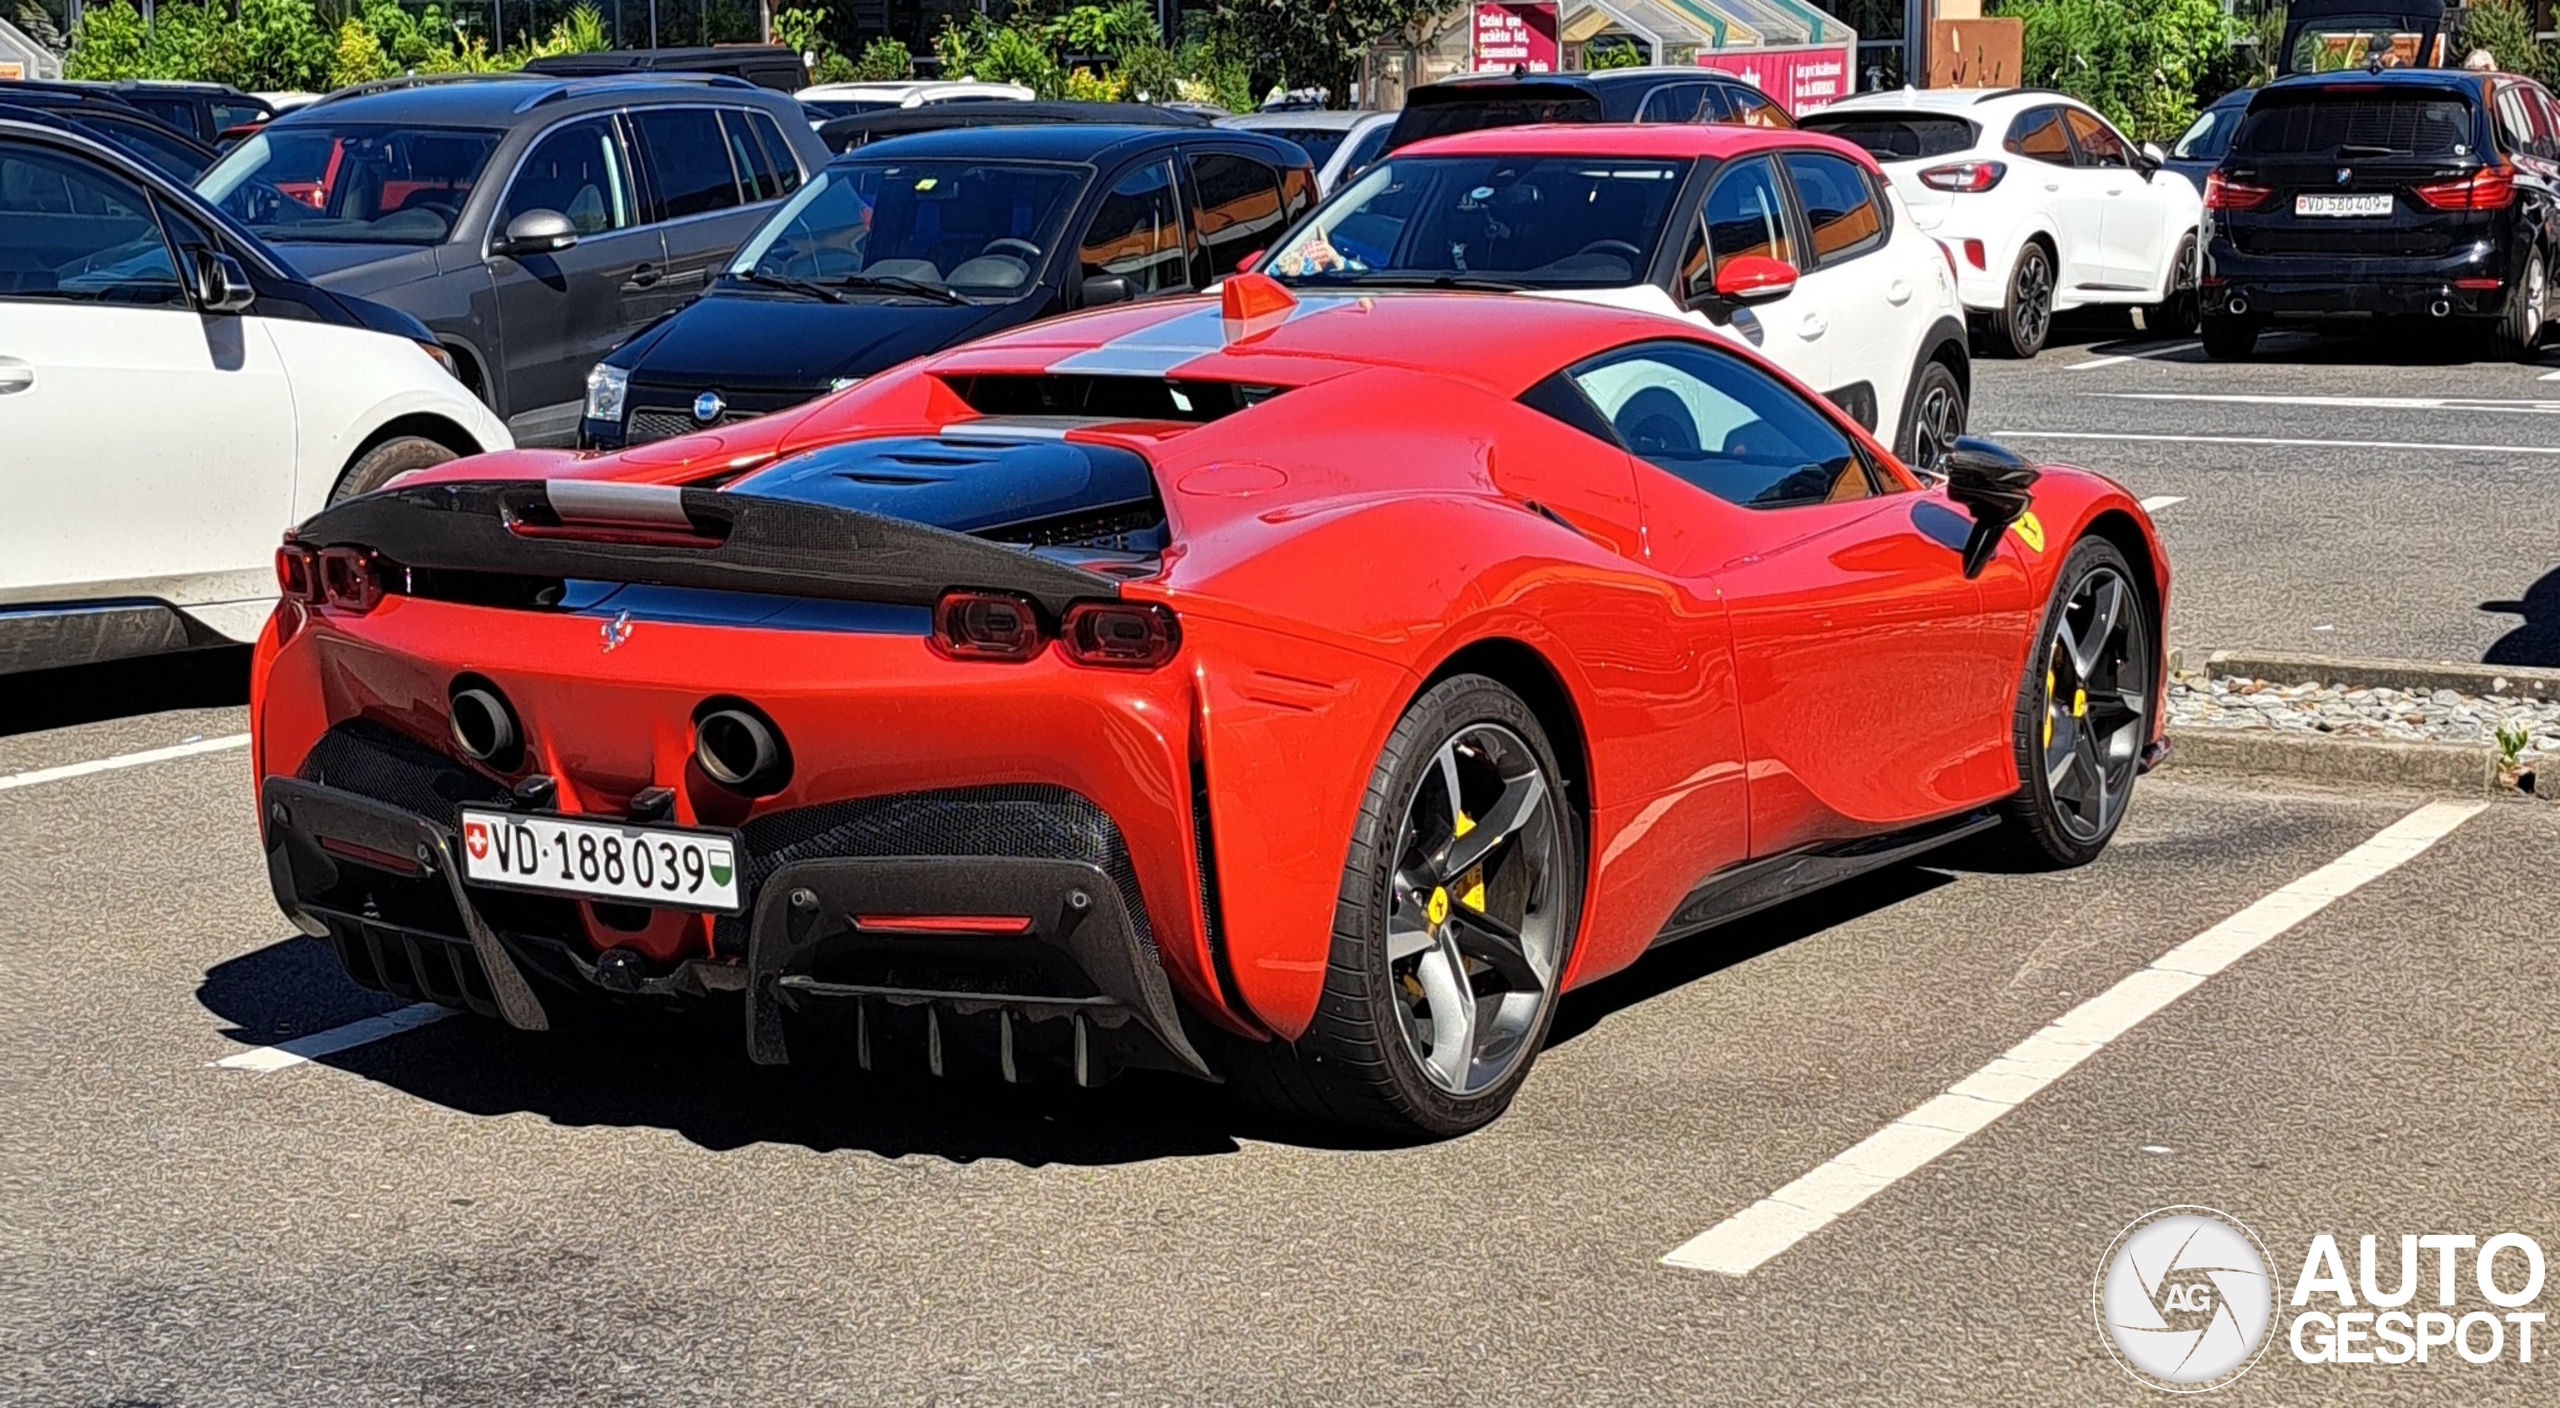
[1262,154,1688,288]
[197,123,502,244]
[726,159,1084,298]
[1800,112,1979,162]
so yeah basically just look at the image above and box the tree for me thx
[1995,0,2237,142]
[1204,0,1452,105]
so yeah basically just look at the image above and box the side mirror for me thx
[1711,254,1798,305]
[2137,141,2167,176]
[189,248,255,314]
[1940,436,2041,579]
[1081,273,1133,308]
[494,209,579,258]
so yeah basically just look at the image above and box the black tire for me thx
[2147,230,2200,337]
[1216,674,1582,1139]
[1893,357,1967,471]
[1981,241,2055,359]
[2488,250,2546,362]
[2200,314,2259,360]
[332,435,457,504]
[1985,537,2158,870]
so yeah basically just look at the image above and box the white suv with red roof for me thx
[1255,124,1973,467]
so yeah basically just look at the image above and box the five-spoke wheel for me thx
[1994,538,2156,866]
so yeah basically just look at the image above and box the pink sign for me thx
[1693,44,1855,116]
[1473,2,1560,74]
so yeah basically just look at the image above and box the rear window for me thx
[2232,91,2477,158]
[1262,126,1351,166]
[1799,111,1977,161]
[1387,92,1604,150]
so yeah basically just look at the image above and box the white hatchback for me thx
[1803,89,2203,358]
[0,117,508,675]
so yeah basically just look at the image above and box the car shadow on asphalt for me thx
[0,646,250,737]
[197,863,1964,1166]
[2483,565,2560,668]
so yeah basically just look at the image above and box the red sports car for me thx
[251,276,2168,1137]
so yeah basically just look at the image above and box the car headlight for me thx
[417,340,457,378]
[584,363,630,423]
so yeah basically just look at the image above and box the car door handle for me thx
[1797,314,1827,339]
[623,263,662,289]
[1886,279,1912,305]
[2045,181,2061,192]
[0,359,32,395]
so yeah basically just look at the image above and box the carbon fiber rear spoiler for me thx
[295,479,1120,616]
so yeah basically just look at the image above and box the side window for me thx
[502,117,637,235]
[128,95,201,138]
[2005,106,2073,165]
[2492,85,2537,159]
[631,107,743,220]
[1640,85,1703,123]
[719,110,785,203]
[2532,88,2560,161]
[0,144,185,304]
[1780,150,1885,265]
[1188,152,1286,276]
[1564,340,1873,508]
[211,101,270,133]
[1080,158,1189,295]
[746,110,805,193]
[1341,121,1393,179]
[1700,155,1797,278]
[2063,108,2130,168]
[1727,87,1790,129]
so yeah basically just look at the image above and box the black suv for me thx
[2200,68,2560,360]
[74,79,274,146]
[1383,67,1793,154]
[194,73,831,444]
[0,84,219,180]
[583,123,1314,448]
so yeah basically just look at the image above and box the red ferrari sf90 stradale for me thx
[250,276,2168,1137]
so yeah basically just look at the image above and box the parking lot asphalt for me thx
[1980,319,2560,669]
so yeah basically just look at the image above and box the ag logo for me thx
[463,821,490,860]
[2095,1207,2276,1392]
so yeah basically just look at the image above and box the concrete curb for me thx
[2161,727,2500,796]
[2200,650,2560,701]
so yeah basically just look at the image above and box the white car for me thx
[797,80,1036,127]
[1216,110,1396,194]
[0,116,508,674]
[1803,89,2203,358]
[1254,125,1975,467]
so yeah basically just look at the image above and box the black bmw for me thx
[2200,67,2560,360]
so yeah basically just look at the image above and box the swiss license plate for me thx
[2295,193,2393,217]
[457,808,744,913]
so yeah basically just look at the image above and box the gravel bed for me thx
[2167,675,2560,766]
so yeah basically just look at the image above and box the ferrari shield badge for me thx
[2011,511,2047,554]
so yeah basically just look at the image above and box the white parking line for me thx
[1993,429,2560,456]
[212,1003,452,1073]
[0,734,250,794]
[2091,392,2560,415]
[1661,799,2486,1277]
[2065,339,2199,372]
[2539,367,2560,381]
[2138,495,2186,512]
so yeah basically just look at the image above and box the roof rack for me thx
[308,71,544,109]
[515,72,761,110]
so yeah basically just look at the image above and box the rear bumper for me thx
[2202,240,2509,319]
[262,747,1214,1082]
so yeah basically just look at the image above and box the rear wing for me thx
[295,479,1120,617]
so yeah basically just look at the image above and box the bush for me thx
[851,35,912,80]
[1994,0,2236,142]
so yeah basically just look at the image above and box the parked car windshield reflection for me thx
[1262,155,1689,288]
[725,160,1084,299]
[198,124,503,244]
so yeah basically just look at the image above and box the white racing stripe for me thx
[212,1003,452,1073]
[1993,429,2560,456]
[2138,495,2186,512]
[1662,799,2486,1277]
[0,734,250,793]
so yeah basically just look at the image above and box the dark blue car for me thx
[582,123,1317,448]
[2164,87,2253,196]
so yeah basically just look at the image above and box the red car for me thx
[251,277,2168,1138]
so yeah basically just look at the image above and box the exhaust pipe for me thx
[448,679,522,769]
[694,700,790,794]
[2226,295,2247,316]
[2430,299,2451,318]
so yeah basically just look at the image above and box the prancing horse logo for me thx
[601,610,634,653]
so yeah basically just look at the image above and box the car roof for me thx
[1397,120,1862,162]
[2258,67,2492,98]
[834,121,1290,166]
[1218,110,1381,131]
[1419,66,1749,96]
[1819,86,2080,115]
[277,73,781,127]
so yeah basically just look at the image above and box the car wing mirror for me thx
[1711,254,1797,305]
[1940,436,2041,579]
[189,248,255,314]
[1081,273,1133,308]
[2137,141,2167,177]
[494,209,579,258]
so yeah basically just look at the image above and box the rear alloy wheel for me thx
[1895,359,1967,471]
[332,435,457,504]
[2489,250,2547,362]
[1983,242,2054,358]
[1219,675,1580,1138]
[1990,538,2155,869]
[2200,313,2259,361]
[2147,230,2200,337]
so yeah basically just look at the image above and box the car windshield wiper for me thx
[735,268,843,303]
[835,273,969,305]
[1319,272,1535,293]
[2335,143,2402,159]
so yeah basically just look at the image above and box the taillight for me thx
[317,546,387,613]
[275,541,318,602]
[1918,159,2005,193]
[2412,166,2515,211]
[2204,171,2271,211]
[1961,238,1986,270]
[1060,602,1181,670]
[932,590,1045,662]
